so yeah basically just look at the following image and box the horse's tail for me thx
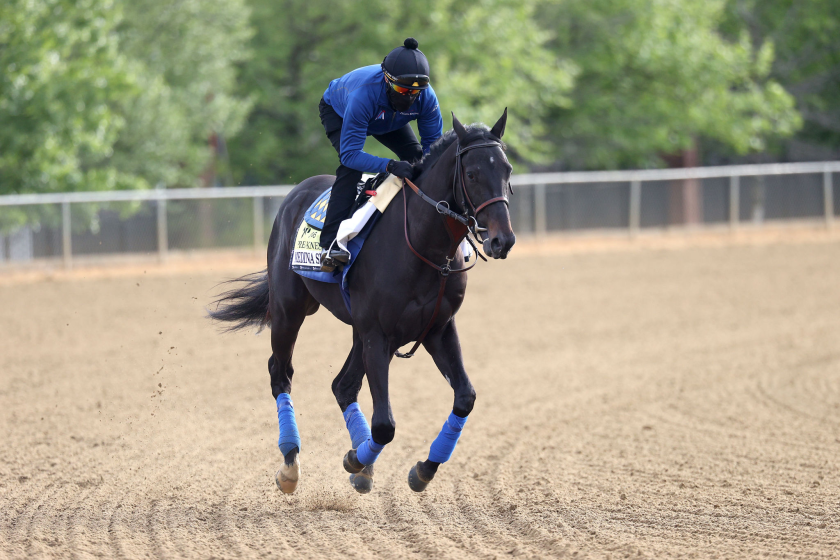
[208,270,271,332]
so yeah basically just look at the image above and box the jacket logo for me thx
[375,110,386,120]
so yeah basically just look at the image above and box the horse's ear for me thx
[452,112,468,141]
[490,107,507,139]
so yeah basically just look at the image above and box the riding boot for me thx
[318,164,359,271]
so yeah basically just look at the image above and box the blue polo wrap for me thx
[276,393,301,456]
[428,412,468,463]
[356,438,385,465]
[343,402,383,465]
[343,402,371,449]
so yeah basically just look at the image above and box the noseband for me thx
[395,139,510,359]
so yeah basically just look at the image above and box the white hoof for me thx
[275,455,300,494]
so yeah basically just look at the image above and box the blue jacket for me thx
[323,65,443,173]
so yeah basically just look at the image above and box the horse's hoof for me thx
[349,465,374,494]
[408,461,433,492]
[275,454,300,494]
[343,449,364,474]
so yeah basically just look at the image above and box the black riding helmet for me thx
[382,38,429,112]
[382,37,430,90]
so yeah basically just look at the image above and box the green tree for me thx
[114,0,253,188]
[0,0,137,196]
[723,0,840,159]
[538,0,801,169]
[230,0,576,185]
[0,0,252,198]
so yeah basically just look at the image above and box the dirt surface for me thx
[1,236,839,559]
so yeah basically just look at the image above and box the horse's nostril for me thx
[491,238,503,257]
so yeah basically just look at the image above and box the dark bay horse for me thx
[210,110,515,494]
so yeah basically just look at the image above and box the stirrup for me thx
[319,249,337,272]
[330,248,350,263]
[319,247,350,272]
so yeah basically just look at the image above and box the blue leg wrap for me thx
[343,402,372,449]
[428,412,468,463]
[356,438,385,465]
[276,393,301,456]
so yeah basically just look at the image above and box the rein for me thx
[394,140,508,359]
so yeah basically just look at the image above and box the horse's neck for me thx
[416,143,458,203]
[410,145,460,255]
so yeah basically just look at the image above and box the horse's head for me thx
[452,109,516,259]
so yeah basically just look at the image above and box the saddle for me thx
[289,172,472,314]
[304,173,392,230]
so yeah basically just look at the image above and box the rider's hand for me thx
[387,160,416,180]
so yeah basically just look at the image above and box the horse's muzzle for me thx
[483,232,516,259]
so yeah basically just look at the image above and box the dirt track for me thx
[1,236,839,558]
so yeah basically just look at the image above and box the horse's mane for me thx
[414,124,505,177]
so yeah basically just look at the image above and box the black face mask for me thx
[388,88,419,112]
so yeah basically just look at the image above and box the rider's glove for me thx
[386,159,416,180]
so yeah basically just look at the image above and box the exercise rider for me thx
[318,37,443,272]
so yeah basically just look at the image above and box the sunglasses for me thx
[388,80,423,96]
[383,69,429,96]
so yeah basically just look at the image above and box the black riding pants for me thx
[318,98,423,249]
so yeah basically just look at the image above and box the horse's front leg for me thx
[342,331,395,483]
[409,319,475,492]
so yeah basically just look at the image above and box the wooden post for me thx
[253,195,264,254]
[534,183,547,237]
[156,185,167,262]
[729,175,740,230]
[62,201,72,269]
[629,180,641,237]
[824,171,834,229]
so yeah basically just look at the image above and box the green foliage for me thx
[722,0,840,155]
[115,0,253,187]
[0,0,252,200]
[538,0,801,169]
[0,0,138,196]
[2,0,825,208]
[230,0,576,184]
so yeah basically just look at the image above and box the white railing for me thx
[0,161,837,268]
[511,161,838,236]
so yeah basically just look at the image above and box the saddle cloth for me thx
[289,174,402,313]
[289,173,473,314]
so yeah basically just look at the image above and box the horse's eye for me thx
[466,171,475,180]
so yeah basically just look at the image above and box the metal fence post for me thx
[156,184,167,262]
[517,187,530,234]
[629,180,641,237]
[533,183,547,237]
[62,200,72,269]
[824,171,834,228]
[253,195,265,253]
[729,175,740,229]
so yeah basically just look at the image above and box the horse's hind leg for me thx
[331,328,375,493]
[268,274,317,494]
[409,319,476,492]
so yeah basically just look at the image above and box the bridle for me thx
[395,139,510,358]
[453,141,511,226]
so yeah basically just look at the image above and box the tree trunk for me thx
[663,143,703,226]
